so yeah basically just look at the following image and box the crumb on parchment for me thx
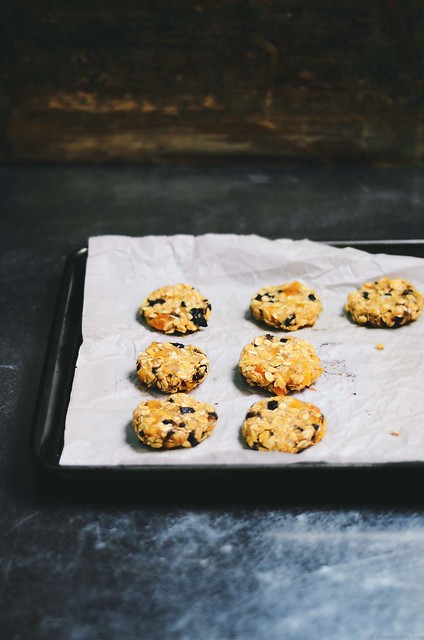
[375,343,384,350]
[390,431,400,437]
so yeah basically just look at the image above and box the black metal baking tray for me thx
[31,240,424,485]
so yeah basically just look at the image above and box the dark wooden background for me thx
[1,0,423,165]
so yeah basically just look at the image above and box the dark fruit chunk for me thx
[267,400,278,410]
[192,366,207,382]
[284,314,296,327]
[362,292,369,299]
[171,342,185,349]
[148,298,165,306]
[188,432,198,446]
[308,294,316,301]
[180,406,195,414]
[190,308,208,327]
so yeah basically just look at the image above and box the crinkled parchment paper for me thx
[60,234,424,466]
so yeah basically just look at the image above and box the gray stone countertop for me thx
[1,165,424,640]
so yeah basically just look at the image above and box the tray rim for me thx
[31,239,424,481]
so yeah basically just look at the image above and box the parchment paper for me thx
[60,234,424,466]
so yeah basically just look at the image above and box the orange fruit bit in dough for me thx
[149,314,174,330]
[282,282,302,296]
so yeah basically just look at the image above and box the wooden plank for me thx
[2,1,424,164]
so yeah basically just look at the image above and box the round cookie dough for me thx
[132,393,218,449]
[136,341,209,393]
[345,277,424,328]
[250,281,322,331]
[239,334,322,395]
[140,283,211,334]
[242,396,326,453]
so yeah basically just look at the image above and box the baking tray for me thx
[31,240,424,484]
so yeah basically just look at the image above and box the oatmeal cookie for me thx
[132,393,218,449]
[250,281,322,330]
[242,396,326,453]
[140,283,211,334]
[136,341,209,393]
[345,277,424,328]
[239,334,322,395]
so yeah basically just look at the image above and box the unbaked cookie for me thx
[140,283,211,334]
[242,396,326,453]
[239,334,322,395]
[132,394,218,449]
[136,341,209,393]
[250,281,322,330]
[345,277,424,328]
